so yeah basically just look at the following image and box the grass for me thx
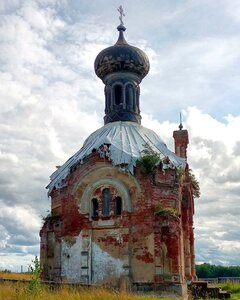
[217,282,240,300]
[0,283,172,300]
[219,282,240,293]
[3,272,240,299]
[0,271,31,280]
[0,272,173,300]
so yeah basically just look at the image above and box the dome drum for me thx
[104,110,141,124]
[103,73,141,124]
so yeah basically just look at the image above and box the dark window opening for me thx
[92,198,99,217]
[103,188,110,216]
[115,196,122,215]
[126,84,134,107]
[114,85,122,105]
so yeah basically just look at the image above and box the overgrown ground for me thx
[0,271,31,280]
[217,282,240,300]
[0,272,171,300]
[0,283,171,300]
[1,271,240,299]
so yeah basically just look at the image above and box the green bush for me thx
[28,256,42,295]
[155,203,178,217]
[137,144,160,179]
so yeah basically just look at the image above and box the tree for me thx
[196,263,240,278]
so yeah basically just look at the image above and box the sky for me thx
[0,0,240,272]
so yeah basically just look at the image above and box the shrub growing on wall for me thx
[189,170,200,198]
[137,143,160,180]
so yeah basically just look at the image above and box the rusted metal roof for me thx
[47,121,185,192]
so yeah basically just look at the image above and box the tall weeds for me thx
[28,256,42,295]
[0,284,171,300]
[0,268,177,300]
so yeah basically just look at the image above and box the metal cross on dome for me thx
[117,5,125,25]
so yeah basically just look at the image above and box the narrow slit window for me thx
[92,198,99,217]
[115,196,122,215]
[103,188,110,216]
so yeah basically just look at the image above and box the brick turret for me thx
[173,121,189,159]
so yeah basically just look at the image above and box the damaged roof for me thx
[47,121,185,192]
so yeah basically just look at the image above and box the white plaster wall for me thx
[61,235,82,283]
[61,232,124,284]
[92,242,124,283]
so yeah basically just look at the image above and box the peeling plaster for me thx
[61,235,82,283]
[92,242,124,283]
[60,233,125,284]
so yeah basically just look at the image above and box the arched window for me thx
[92,198,99,217]
[114,84,122,105]
[125,84,134,107]
[115,196,122,215]
[102,188,110,216]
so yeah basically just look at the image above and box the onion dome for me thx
[94,25,150,81]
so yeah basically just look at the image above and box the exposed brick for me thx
[40,147,196,290]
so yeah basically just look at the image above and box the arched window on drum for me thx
[115,196,122,215]
[92,198,99,217]
[125,84,134,108]
[114,84,122,105]
[102,188,110,216]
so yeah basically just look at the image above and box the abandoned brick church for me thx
[40,16,196,297]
